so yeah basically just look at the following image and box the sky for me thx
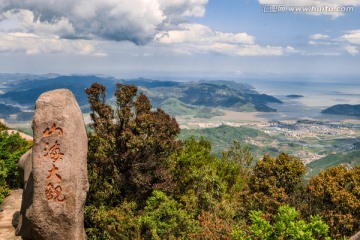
[0,0,359,79]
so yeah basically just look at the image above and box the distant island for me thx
[286,95,304,98]
[322,104,360,117]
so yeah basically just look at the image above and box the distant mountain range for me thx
[0,75,116,107]
[0,74,282,122]
[322,104,360,117]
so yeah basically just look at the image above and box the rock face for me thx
[350,231,360,240]
[16,149,33,238]
[16,89,89,240]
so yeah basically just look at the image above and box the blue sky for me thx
[0,0,359,79]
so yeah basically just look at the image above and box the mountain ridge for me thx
[0,74,282,121]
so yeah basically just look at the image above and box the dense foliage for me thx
[85,83,180,206]
[235,205,330,240]
[307,165,360,238]
[243,154,306,216]
[0,123,32,204]
[84,83,359,239]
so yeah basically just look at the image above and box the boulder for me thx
[350,231,360,240]
[16,89,89,240]
[18,149,33,189]
[16,149,33,238]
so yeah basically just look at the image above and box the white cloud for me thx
[2,9,75,37]
[308,34,331,46]
[260,0,360,5]
[302,52,341,56]
[200,43,295,56]
[310,34,329,40]
[156,23,254,44]
[159,0,208,17]
[308,40,332,46]
[0,31,105,56]
[338,30,360,55]
[259,0,359,17]
[0,0,210,56]
[304,30,360,56]
[0,8,106,56]
[0,0,208,44]
[155,23,296,56]
[344,46,359,56]
[341,30,360,45]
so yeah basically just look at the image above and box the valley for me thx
[179,112,360,167]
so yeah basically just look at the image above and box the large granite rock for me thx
[16,89,89,240]
[350,231,360,240]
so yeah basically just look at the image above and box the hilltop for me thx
[322,104,360,117]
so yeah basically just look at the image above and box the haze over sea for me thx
[243,77,360,121]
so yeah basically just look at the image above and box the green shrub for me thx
[0,159,10,204]
[234,205,331,240]
[0,128,32,204]
[0,131,32,188]
[85,201,140,240]
[244,153,306,215]
[139,190,200,240]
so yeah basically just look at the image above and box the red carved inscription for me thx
[43,123,63,137]
[45,183,65,202]
[43,123,65,202]
[43,141,64,162]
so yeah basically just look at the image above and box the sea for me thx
[247,78,360,121]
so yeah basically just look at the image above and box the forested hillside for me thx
[179,125,279,157]
[83,83,360,239]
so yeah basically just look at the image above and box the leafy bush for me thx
[0,132,32,188]
[85,201,140,240]
[0,122,8,131]
[244,153,306,215]
[234,205,331,240]
[0,128,32,203]
[139,190,200,239]
[0,159,10,204]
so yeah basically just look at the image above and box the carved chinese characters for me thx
[42,124,65,202]
[44,141,64,162]
[43,123,63,137]
[16,89,89,240]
